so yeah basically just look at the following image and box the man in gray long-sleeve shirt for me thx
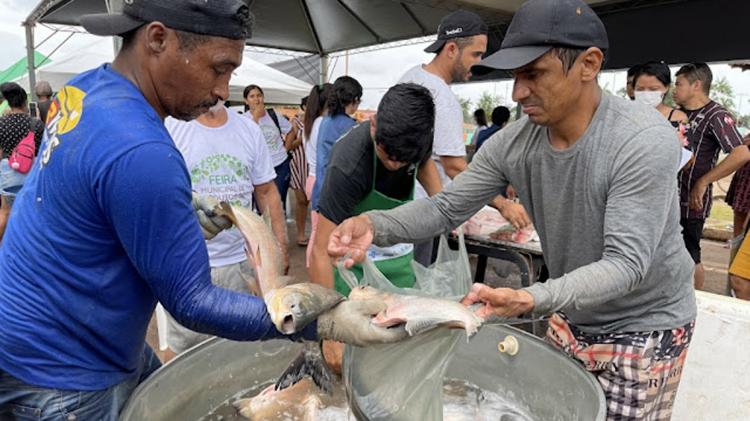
[328,1,696,420]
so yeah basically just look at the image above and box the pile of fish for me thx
[461,206,539,245]
[215,203,485,419]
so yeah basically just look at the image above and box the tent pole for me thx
[320,54,329,84]
[24,23,37,101]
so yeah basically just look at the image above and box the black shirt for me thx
[318,122,420,224]
[0,113,44,158]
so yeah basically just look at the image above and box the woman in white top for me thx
[302,83,333,267]
[244,84,299,211]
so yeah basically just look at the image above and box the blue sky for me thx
[1,0,748,118]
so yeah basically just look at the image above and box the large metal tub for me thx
[121,325,605,420]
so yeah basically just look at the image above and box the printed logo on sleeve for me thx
[41,85,86,167]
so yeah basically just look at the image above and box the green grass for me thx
[706,200,734,230]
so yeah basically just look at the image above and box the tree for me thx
[457,96,472,124]
[476,91,503,117]
[710,77,750,130]
[711,77,736,113]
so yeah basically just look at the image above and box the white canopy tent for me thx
[13,40,312,105]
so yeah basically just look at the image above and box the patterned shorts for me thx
[546,313,695,421]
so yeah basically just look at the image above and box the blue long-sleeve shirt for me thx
[0,65,313,391]
[312,113,356,210]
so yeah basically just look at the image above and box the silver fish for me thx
[348,285,482,339]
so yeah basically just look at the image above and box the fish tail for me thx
[274,342,336,394]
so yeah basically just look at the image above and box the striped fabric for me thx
[678,101,744,220]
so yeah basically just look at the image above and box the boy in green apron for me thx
[309,83,442,296]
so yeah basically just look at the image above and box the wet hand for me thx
[499,201,531,230]
[327,215,374,268]
[689,180,708,211]
[460,284,534,320]
[317,298,408,346]
[191,192,232,240]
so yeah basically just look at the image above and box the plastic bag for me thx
[340,232,473,421]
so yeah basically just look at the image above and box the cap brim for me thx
[424,39,446,53]
[472,45,552,75]
[80,13,144,36]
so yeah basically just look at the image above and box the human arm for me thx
[440,155,468,179]
[254,181,289,273]
[690,145,750,210]
[328,142,508,264]
[283,117,300,152]
[491,196,531,229]
[103,143,314,341]
[309,215,337,288]
[416,158,442,197]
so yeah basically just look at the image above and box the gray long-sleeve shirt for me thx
[368,92,697,334]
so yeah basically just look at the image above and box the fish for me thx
[234,378,323,420]
[215,203,344,334]
[490,224,538,244]
[348,286,482,339]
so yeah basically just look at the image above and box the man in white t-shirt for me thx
[163,103,288,358]
[399,9,530,264]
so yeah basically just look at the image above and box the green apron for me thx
[333,143,417,296]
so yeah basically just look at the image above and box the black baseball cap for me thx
[424,9,488,53]
[80,0,254,40]
[472,0,608,73]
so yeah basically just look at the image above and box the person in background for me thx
[164,101,287,359]
[633,61,688,127]
[0,82,44,240]
[303,83,333,267]
[728,213,750,299]
[309,76,363,268]
[289,96,310,246]
[672,62,750,289]
[329,1,697,417]
[470,108,488,147]
[33,80,54,123]
[625,63,641,100]
[310,76,362,216]
[632,61,692,168]
[475,105,510,151]
[725,133,750,238]
[399,9,529,266]
[244,84,299,211]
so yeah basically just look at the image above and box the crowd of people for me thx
[0,0,748,420]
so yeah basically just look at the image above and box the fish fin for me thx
[404,318,440,337]
[275,342,336,394]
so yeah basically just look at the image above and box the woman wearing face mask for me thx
[633,61,691,167]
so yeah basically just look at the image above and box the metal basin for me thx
[120,325,605,420]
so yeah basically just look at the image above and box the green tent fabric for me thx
[0,51,50,114]
[0,51,51,84]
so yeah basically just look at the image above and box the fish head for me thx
[267,283,344,334]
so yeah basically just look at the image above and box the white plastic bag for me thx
[340,232,473,420]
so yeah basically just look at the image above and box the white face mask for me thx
[634,90,665,108]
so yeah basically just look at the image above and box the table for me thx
[439,234,548,335]
[442,234,546,288]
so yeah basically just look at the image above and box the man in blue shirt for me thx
[475,105,510,150]
[0,1,403,419]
